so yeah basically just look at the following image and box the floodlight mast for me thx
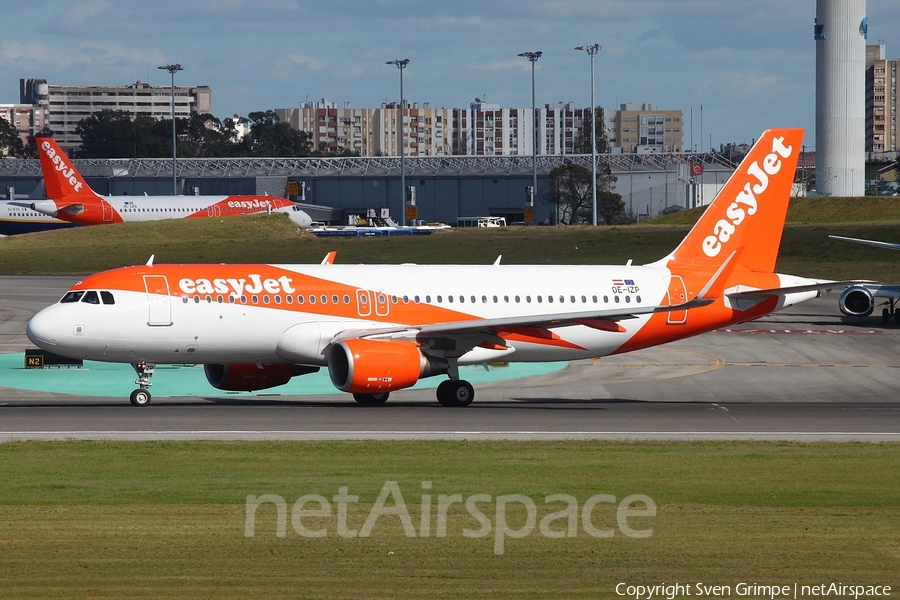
[575,44,601,225]
[158,63,183,196]
[517,51,541,224]
[387,59,410,226]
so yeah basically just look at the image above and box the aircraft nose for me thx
[31,200,59,218]
[26,309,59,348]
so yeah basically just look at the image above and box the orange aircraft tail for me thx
[37,138,99,200]
[660,128,803,274]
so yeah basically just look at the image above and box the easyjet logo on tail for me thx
[702,136,794,258]
[40,140,83,194]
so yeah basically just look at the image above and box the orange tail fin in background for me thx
[660,128,804,274]
[36,138,99,200]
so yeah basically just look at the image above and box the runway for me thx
[2,275,899,441]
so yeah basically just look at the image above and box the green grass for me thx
[3,204,900,281]
[0,440,898,598]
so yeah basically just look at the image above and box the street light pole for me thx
[518,51,541,224]
[158,63,183,196]
[387,59,410,226]
[575,44,601,225]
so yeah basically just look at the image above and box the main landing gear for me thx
[436,379,475,407]
[129,361,155,407]
[881,301,900,324]
[353,392,390,406]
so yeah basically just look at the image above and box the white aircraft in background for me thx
[27,128,852,407]
[30,138,312,228]
[0,200,75,236]
[830,235,900,323]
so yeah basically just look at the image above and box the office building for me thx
[20,78,212,153]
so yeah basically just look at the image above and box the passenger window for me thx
[61,291,84,303]
[286,295,293,304]
[81,291,100,305]
[332,295,339,304]
[100,291,115,305]
[297,295,304,304]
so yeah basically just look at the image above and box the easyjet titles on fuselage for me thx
[179,274,296,297]
[227,199,274,210]
[702,135,794,258]
[40,140,83,194]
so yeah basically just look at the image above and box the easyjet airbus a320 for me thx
[30,138,312,228]
[27,129,849,407]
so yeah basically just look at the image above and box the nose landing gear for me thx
[129,361,155,406]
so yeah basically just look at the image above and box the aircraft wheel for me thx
[883,308,891,324]
[436,380,453,406]
[440,380,475,407]
[894,309,900,323]
[130,389,151,407]
[353,392,390,406]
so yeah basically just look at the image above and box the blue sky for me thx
[4,1,899,150]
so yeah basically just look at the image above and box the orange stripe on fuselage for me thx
[613,270,782,355]
[185,196,294,218]
[71,264,478,327]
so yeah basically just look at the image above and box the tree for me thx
[75,109,171,158]
[239,110,312,157]
[572,107,608,154]
[548,161,623,225]
[24,126,54,158]
[0,116,25,158]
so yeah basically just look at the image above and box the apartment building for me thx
[866,44,899,154]
[20,78,212,153]
[451,100,592,156]
[277,99,451,156]
[0,103,47,145]
[607,103,683,153]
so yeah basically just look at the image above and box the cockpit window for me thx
[60,291,84,303]
[100,291,115,305]
[81,291,100,304]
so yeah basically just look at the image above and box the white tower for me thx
[815,0,867,196]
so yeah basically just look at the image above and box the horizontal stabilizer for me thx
[829,235,900,252]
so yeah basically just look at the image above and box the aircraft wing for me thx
[845,284,900,300]
[332,297,714,344]
[829,235,900,252]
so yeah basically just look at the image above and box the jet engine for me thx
[327,339,448,394]
[204,363,317,392]
[838,285,874,318]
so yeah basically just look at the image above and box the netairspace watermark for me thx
[244,480,656,555]
[616,582,893,600]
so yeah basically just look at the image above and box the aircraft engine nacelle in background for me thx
[204,363,318,392]
[327,339,449,394]
[839,286,875,318]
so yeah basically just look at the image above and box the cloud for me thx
[469,59,537,72]
[63,0,113,24]
[286,54,326,70]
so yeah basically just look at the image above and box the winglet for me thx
[146,254,155,267]
[493,255,502,266]
[321,251,337,265]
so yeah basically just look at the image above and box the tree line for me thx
[0,110,358,159]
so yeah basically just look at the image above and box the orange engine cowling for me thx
[327,339,447,394]
[204,363,303,391]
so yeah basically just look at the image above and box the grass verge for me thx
[0,440,897,598]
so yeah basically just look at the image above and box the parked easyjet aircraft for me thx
[30,138,312,228]
[27,129,850,407]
